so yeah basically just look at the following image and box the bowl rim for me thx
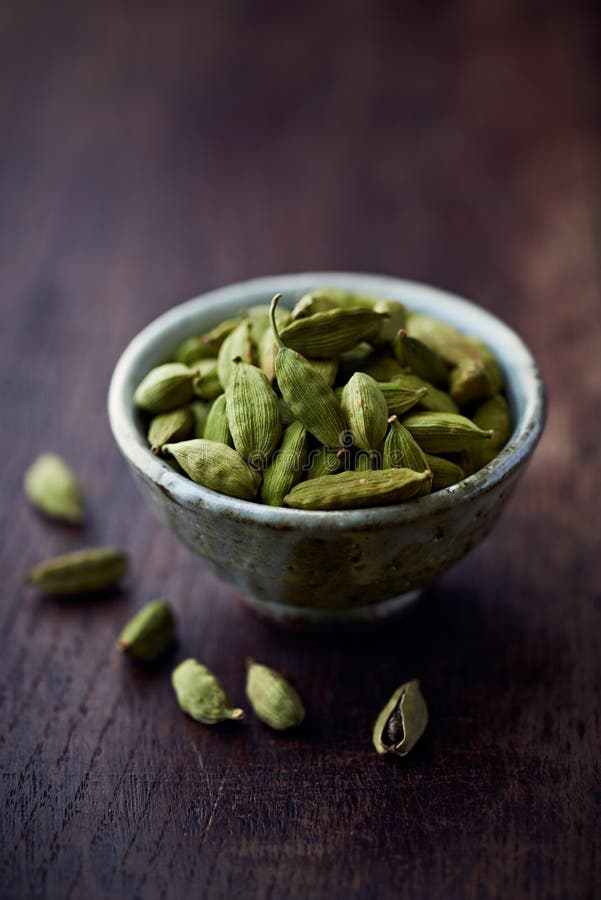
[108,272,546,531]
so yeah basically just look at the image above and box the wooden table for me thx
[1,2,599,897]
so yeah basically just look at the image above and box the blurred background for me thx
[1,2,599,898]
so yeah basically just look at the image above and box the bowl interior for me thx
[108,272,545,525]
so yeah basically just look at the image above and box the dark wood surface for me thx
[1,2,599,898]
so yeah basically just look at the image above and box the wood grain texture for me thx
[1,1,599,898]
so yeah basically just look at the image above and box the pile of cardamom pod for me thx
[133,289,511,509]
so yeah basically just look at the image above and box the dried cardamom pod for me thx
[173,335,218,366]
[304,444,344,479]
[260,422,309,507]
[307,357,339,387]
[378,381,429,416]
[164,439,262,500]
[371,299,407,344]
[192,359,222,401]
[384,416,431,495]
[393,330,448,386]
[171,659,244,724]
[23,453,85,524]
[189,400,212,438]
[466,337,504,394]
[403,411,493,453]
[373,679,428,757]
[134,363,198,413]
[341,372,388,453]
[279,307,387,358]
[284,468,432,510]
[217,320,256,389]
[271,294,348,448]
[24,547,128,596]
[203,395,232,445]
[118,599,175,661]
[405,313,480,365]
[291,292,339,319]
[461,393,512,472]
[148,406,193,453]
[246,659,305,730]
[358,354,405,383]
[425,454,466,489]
[391,373,459,413]
[225,359,281,467]
[448,357,494,405]
[200,314,247,353]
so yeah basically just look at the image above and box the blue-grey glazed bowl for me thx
[108,273,545,626]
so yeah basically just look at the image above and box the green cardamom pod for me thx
[384,416,431,495]
[307,357,339,387]
[358,354,405,382]
[466,337,504,394]
[23,453,85,524]
[378,381,429,416]
[192,359,223,401]
[371,299,408,345]
[171,659,244,724]
[134,363,198,413]
[173,335,219,366]
[189,400,213,438]
[163,439,261,501]
[291,292,339,319]
[148,406,193,453]
[424,454,466,489]
[448,357,494,405]
[258,327,278,383]
[24,547,128,596]
[277,396,296,428]
[373,679,428,757]
[118,599,175,661]
[338,342,377,382]
[260,422,309,506]
[279,307,387,358]
[203,395,232,445]
[342,372,388,453]
[402,411,493,453]
[246,659,305,730]
[393,330,448,386]
[217,320,256,389]
[225,360,281,466]
[305,444,344,479]
[391,373,459,413]
[473,393,511,449]
[271,294,348,448]
[405,313,480,365]
[284,467,432,510]
[201,314,247,353]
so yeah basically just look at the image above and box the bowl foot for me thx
[238,589,423,630]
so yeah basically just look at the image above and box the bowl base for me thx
[238,589,423,630]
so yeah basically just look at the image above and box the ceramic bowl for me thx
[108,273,545,625]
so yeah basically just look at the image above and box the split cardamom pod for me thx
[373,679,428,757]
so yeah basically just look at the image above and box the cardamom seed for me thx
[163,439,261,501]
[203,395,232,446]
[246,659,305,730]
[284,467,432,510]
[134,363,197,413]
[118,599,175,661]
[23,453,85,524]
[148,406,193,453]
[271,294,348,448]
[171,659,244,724]
[24,547,128,596]
[225,360,281,467]
[341,372,388,453]
[373,679,428,757]
[402,411,493,453]
[260,422,309,506]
